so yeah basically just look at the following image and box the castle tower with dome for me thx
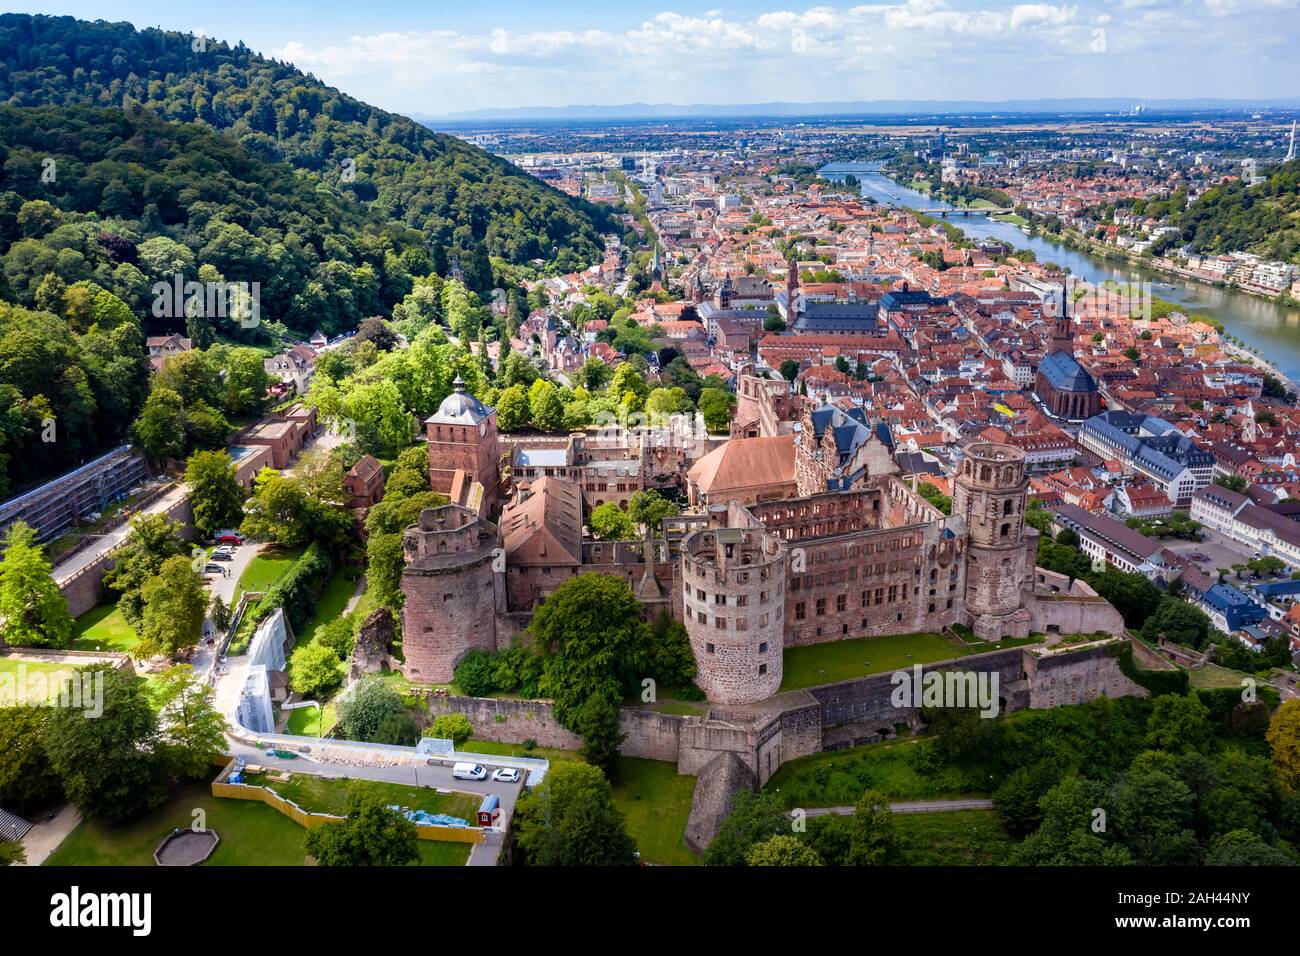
[424,375,502,516]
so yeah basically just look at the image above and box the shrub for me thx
[429,713,474,747]
[454,650,495,697]
[336,675,407,743]
[288,643,344,699]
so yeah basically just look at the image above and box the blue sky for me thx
[12,2,1300,113]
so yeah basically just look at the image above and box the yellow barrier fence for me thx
[211,778,486,844]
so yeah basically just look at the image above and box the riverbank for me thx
[1045,226,1300,311]
[875,171,1298,390]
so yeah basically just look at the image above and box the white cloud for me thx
[270,2,1300,112]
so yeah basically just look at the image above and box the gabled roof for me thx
[499,476,582,565]
[687,435,796,495]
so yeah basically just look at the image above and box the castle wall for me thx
[59,494,195,618]
[1024,643,1148,708]
[1028,592,1126,636]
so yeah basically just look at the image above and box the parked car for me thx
[210,551,233,562]
[451,762,488,781]
[203,563,224,574]
[492,768,521,784]
[216,530,244,545]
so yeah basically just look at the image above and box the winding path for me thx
[804,798,994,817]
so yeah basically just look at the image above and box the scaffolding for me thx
[0,445,152,545]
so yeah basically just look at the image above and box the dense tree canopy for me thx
[0,14,616,287]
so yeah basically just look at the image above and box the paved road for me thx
[225,741,522,865]
[191,543,261,686]
[17,803,81,866]
[52,483,190,584]
[805,798,994,817]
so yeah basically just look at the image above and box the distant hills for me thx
[429,97,1300,123]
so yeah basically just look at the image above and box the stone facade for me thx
[398,505,505,682]
[424,382,502,517]
[681,517,787,704]
[953,442,1034,641]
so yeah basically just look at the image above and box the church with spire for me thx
[1032,285,1101,422]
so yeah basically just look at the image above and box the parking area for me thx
[1163,526,1262,576]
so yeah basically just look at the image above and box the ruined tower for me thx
[399,504,504,682]
[681,515,788,704]
[954,442,1033,641]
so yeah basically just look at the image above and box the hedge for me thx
[249,541,335,633]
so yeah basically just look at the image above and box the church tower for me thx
[786,257,800,325]
[1052,283,1073,355]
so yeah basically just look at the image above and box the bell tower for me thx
[786,257,800,325]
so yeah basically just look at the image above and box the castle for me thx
[400,384,1124,703]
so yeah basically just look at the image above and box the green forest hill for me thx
[0,13,621,497]
[1174,159,1300,265]
[1103,159,1300,265]
[0,13,615,280]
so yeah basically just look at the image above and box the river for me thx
[821,162,1300,380]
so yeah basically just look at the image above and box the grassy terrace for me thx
[44,780,470,865]
[236,770,481,821]
[764,736,997,807]
[779,630,1043,692]
[70,603,137,653]
[610,758,698,866]
[780,632,969,691]
[0,656,84,705]
[462,738,579,764]
[1188,661,1257,690]
[285,701,338,737]
[295,565,364,647]
[235,545,305,601]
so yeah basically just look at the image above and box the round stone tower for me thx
[399,504,503,683]
[953,442,1032,641]
[681,524,787,704]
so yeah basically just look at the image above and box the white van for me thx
[451,762,487,781]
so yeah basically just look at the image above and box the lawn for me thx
[295,566,364,646]
[235,545,305,600]
[610,758,698,866]
[237,771,481,821]
[893,809,1013,865]
[780,632,973,691]
[0,656,85,706]
[45,780,471,865]
[70,604,138,653]
[764,737,997,807]
[285,701,338,736]
[1189,662,1255,690]
[462,738,580,764]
